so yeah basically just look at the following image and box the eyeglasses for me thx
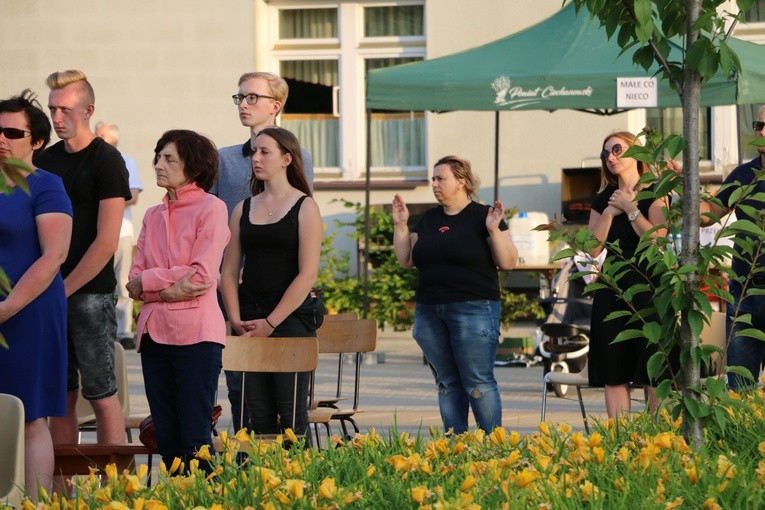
[600,143,626,160]
[232,93,276,106]
[0,127,31,140]
[753,121,765,131]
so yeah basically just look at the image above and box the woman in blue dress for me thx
[0,90,72,500]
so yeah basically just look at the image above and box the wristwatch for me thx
[628,209,641,222]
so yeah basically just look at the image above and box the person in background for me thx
[96,121,144,350]
[700,105,765,389]
[220,126,322,437]
[586,131,669,418]
[392,155,517,434]
[0,90,72,500]
[127,129,229,469]
[212,71,315,432]
[34,69,129,446]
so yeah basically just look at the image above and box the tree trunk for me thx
[680,0,703,450]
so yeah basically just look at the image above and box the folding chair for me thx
[315,312,359,409]
[541,359,591,434]
[309,318,377,442]
[0,393,24,508]
[217,335,319,451]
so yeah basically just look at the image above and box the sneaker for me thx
[119,336,136,350]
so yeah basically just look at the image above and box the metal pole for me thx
[363,110,371,319]
[494,110,500,203]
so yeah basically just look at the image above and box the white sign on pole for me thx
[616,76,658,108]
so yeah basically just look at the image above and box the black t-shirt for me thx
[34,137,130,294]
[713,157,765,279]
[412,201,507,304]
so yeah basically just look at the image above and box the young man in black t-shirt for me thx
[34,70,130,446]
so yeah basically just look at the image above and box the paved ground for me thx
[121,327,633,441]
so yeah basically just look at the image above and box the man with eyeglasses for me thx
[211,72,314,218]
[210,72,314,431]
[33,70,130,446]
[700,104,765,390]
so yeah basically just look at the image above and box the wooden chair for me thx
[309,317,377,441]
[215,335,319,452]
[0,393,24,508]
[315,312,359,409]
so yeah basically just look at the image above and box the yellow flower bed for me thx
[13,388,765,509]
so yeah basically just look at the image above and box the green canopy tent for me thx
[360,2,765,310]
[366,2,765,200]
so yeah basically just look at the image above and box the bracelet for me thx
[265,317,276,329]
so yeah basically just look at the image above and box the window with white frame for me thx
[269,1,426,180]
[645,107,711,160]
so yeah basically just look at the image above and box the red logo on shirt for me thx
[439,226,450,233]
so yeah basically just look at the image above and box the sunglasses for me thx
[753,121,765,131]
[0,127,31,140]
[600,143,626,160]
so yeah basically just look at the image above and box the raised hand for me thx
[486,200,505,232]
[392,194,409,226]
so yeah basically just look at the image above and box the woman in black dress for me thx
[587,131,669,418]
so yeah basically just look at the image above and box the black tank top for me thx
[239,195,307,310]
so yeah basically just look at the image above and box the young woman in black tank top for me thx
[220,127,322,435]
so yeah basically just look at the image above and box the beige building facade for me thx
[2,0,764,266]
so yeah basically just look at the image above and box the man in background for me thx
[700,105,765,390]
[96,121,143,350]
[34,70,129,445]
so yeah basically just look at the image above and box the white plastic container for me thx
[509,211,550,265]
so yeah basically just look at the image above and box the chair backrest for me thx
[223,336,319,373]
[316,318,377,354]
[700,310,726,376]
[323,312,359,323]
[76,341,130,425]
[0,393,24,507]
[316,318,377,409]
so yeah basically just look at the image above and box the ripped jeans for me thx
[413,300,502,434]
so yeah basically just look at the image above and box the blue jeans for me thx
[412,300,502,434]
[726,282,765,390]
[141,335,222,469]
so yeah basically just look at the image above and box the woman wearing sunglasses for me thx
[0,90,72,500]
[586,131,670,418]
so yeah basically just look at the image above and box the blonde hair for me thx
[238,72,289,114]
[598,131,650,191]
[46,69,95,105]
[434,155,480,200]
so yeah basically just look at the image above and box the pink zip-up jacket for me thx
[129,183,230,350]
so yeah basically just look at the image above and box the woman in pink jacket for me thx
[127,129,229,470]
